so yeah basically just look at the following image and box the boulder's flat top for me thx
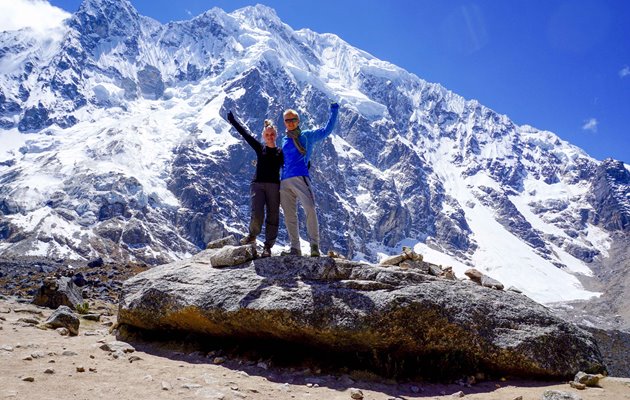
[1,296,629,400]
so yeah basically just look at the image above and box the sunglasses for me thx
[284,118,299,123]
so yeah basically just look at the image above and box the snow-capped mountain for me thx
[1,0,628,304]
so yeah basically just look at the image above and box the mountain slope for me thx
[1,0,628,304]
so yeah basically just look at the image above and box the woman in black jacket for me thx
[227,111,283,257]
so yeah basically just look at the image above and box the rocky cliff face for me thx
[0,0,628,304]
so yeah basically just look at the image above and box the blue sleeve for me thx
[307,106,339,143]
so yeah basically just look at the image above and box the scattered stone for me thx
[574,371,602,387]
[542,390,582,400]
[512,397,523,400]
[451,391,465,398]
[16,317,40,325]
[89,367,97,372]
[23,356,33,361]
[379,254,407,266]
[256,361,268,370]
[465,268,504,290]
[22,376,35,382]
[182,383,203,389]
[1,345,14,352]
[427,264,443,276]
[481,274,504,290]
[62,350,78,356]
[44,368,54,374]
[213,357,226,364]
[570,381,586,390]
[128,355,142,363]
[13,308,44,316]
[204,245,256,268]
[76,366,85,372]
[161,381,172,391]
[0,307,11,313]
[81,313,101,322]
[99,341,135,353]
[44,306,79,336]
[56,328,69,336]
[206,235,238,249]
[507,286,523,294]
[350,388,364,399]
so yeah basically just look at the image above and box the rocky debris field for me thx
[1,296,630,400]
[0,256,148,304]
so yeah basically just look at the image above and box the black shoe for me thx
[261,246,272,258]
[240,235,256,245]
[310,244,321,257]
[281,247,301,256]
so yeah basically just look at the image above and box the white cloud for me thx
[620,66,630,78]
[582,118,598,133]
[0,0,70,34]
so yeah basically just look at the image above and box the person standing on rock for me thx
[280,102,339,257]
[226,111,283,258]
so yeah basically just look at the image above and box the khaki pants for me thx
[280,176,319,250]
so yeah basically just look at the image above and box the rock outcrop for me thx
[32,276,84,310]
[118,245,605,379]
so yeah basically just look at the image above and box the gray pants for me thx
[249,182,280,248]
[280,176,319,250]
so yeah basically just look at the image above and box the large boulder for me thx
[118,249,605,379]
[32,276,84,310]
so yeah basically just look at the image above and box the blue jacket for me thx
[281,106,339,180]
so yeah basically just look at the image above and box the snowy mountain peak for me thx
[0,1,629,306]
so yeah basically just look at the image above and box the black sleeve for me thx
[228,114,262,154]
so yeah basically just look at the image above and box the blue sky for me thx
[8,0,630,162]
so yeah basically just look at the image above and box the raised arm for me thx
[227,111,262,153]
[308,103,339,143]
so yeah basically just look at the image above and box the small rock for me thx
[44,306,79,336]
[512,397,523,400]
[1,345,14,352]
[99,341,135,353]
[542,390,582,400]
[570,381,586,390]
[410,385,421,393]
[17,317,40,325]
[31,351,45,359]
[451,391,465,398]
[76,366,85,372]
[62,350,77,356]
[350,388,364,399]
[213,357,226,364]
[22,376,35,382]
[56,328,69,336]
[81,314,101,321]
[256,361,268,370]
[128,355,142,363]
[89,367,97,372]
[574,371,601,387]
[182,383,203,389]
[23,356,33,361]
[161,381,172,391]
[44,368,54,374]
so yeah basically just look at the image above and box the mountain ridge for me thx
[0,0,628,307]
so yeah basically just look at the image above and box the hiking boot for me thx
[261,246,272,258]
[240,235,256,245]
[281,247,301,256]
[310,244,321,257]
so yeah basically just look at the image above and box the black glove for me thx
[330,102,339,111]
[227,111,236,123]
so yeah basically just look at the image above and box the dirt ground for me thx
[1,297,629,400]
